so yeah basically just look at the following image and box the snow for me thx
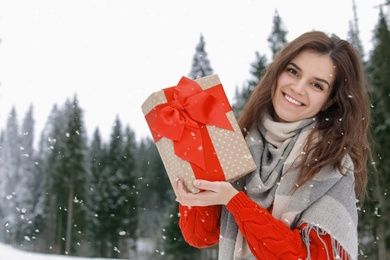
[0,243,117,260]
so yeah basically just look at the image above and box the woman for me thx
[175,31,371,259]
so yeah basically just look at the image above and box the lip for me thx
[283,93,304,106]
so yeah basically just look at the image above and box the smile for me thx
[284,94,303,106]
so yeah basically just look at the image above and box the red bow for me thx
[149,76,233,170]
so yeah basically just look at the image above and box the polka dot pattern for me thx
[141,74,256,193]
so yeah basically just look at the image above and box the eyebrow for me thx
[289,62,331,89]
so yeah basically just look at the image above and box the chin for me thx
[273,110,295,122]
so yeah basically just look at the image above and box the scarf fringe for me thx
[300,223,352,260]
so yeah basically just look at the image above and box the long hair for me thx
[238,31,371,198]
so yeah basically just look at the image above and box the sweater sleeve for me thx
[227,191,347,259]
[178,204,221,248]
[178,191,347,259]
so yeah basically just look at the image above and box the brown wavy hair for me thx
[238,31,371,198]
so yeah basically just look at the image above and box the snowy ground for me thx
[0,243,116,260]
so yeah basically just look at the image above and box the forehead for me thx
[290,50,336,85]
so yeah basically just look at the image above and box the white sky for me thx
[0,0,387,145]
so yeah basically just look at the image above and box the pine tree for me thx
[344,1,377,258]
[0,107,21,244]
[233,11,285,118]
[86,127,107,257]
[85,125,138,258]
[232,52,268,117]
[136,137,176,259]
[347,0,365,60]
[364,7,390,259]
[118,126,139,257]
[43,103,68,253]
[136,138,163,238]
[61,95,88,255]
[94,116,138,258]
[267,9,288,59]
[35,104,64,253]
[40,97,89,255]
[188,34,214,79]
[28,134,48,252]
[103,116,124,258]
[15,105,40,249]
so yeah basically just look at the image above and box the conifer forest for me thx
[1,2,390,260]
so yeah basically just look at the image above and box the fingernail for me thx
[175,177,179,182]
[194,180,200,186]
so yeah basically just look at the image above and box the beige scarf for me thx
[218,113,357,260]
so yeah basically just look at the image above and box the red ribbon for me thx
[145,76,233,173]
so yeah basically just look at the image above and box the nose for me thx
[290,80,306,95]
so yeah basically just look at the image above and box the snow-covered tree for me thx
[33,104,61,251]
[267,9,288,59]
[363,6,390,259]
[0,107,22,244]
[88,116,139,258]
[100,116,125,258]
[232,51,268,117]
[136,137,173,259]
[14,105,40,248]
[119,126,139,257]
[188,34,214,79]
[347,0,365,60]
[233,11,286,118]
[61,95,89,255]
[85,127,107,256]
[42,101,71,254]
[39,96,89,256]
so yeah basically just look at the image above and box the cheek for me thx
[270,81,278,98]
[276,74,289,87]
[311,94,330,111]
[273,77,287,96]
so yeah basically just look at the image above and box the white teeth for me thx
[285,94,302,105]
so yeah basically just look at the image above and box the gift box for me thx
[141,74,256,193]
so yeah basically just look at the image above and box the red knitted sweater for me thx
[179,191,347,259]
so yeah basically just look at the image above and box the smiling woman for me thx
[175,30,372,260]
[0,1,385,258]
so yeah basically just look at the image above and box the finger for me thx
[177,178,188,194]
[193,179,220,192]
[175,178,192,204]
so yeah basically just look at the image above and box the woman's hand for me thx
[174,178,239,207]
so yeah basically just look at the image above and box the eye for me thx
[311,82,324,91]
[286,67,298,76]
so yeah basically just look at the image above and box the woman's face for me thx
[272,50,335,122]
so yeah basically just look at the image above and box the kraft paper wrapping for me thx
[141,74,256,193]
